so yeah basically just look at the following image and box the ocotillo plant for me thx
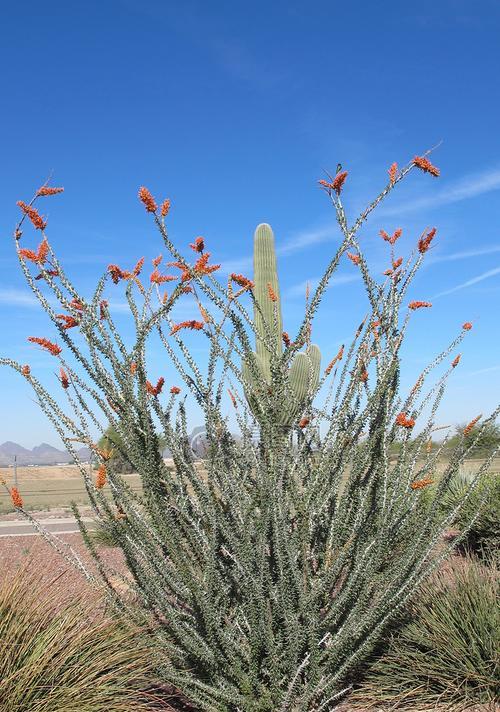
[2,154,499,711]
[242,223,321,430]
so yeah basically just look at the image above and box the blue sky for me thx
[1,0,499,448]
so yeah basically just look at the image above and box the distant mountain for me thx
[0,441,91,466]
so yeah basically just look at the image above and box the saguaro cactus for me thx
[242,223,321,429]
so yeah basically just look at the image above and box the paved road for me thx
[0,517,95,537]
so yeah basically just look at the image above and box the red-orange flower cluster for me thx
[462,322,472,331]
[282,331,291,347]
[130,361,137,375]
[388,162,398,185]
[346,252,360,265]
[228,389,238,408]
[160,198,171,217]
[28,337,62,356]
[56,314,80,330]
[69,299,85,312]
[138,186,157,212]
[150,269,177,284]
[96,464,107,489]
[19,237,49,265]
[332,171,348,194]
[60,367,70,389]
[396,412,416,429]
[451,354,461,368]
[193,252,220,276]
[21,364,30,376]
[380,228,402,245]
[318,170,348,195]
[418,227,437,254]
[410,477,434,490]
[413,156,440,177]
[170,386,181,395]
[267,283,278,302]
[392,257,403,270]
[409,301,432,310]
[170,320,204,335]
[230,273,254,291]
[146,377,165,396]
[464,414,482,436]
[298,417,310,428]
[324,344,344,375]
[37,186,64,196]
[10,487,23,508]
[189,237,205,253]
[16,201,47,230]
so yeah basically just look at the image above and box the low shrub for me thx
[0,565,168,712]
[348,552,500,710]
[438,469,500,560]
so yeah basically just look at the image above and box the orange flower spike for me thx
[282,331,291,348]
[10,487,23,508]
[152,255,163,267]
[228,389,238,409]
[418,227,437,254]
[21,364,31,376]
[18,248,39,262]
[56,314,80,330]
[160,198,171,217]
[451,354,461,368]
[324,344,344,375]
[189,236,205,253]
[462,322,473,331]
[60,367,70,389]
[267,283,278,302]
[396,412,416,429]
[95,464,107,489]
[388,162,398,185]
[230,273,254,290]
[170,320,204,335]
[130,361,137,376]
[409,301,432,310]
[16,201,47,230]
[413,155,440,177]
[37,186,64,197]
[28,337,62,356]
[193,252,220,275]
[346,252,360,265]
[198,304,211,324]
[138,186,157,212]
[392,257,403,270]
[108,264,125,284]
[332,170,348,195]
[410,477,434,490]
[133,257,145,276]
[170,386,181,395]
[359,369,369,383]
[464,414,482,436]
[317,179,331,189]
[69,299,85,312]
[299,417,310,428]
[390,228,402,245]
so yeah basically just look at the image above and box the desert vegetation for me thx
[1,152,499,710]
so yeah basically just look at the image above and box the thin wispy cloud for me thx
[466,364,500,377]
[428,245,500,264]
[381,166,500,216]
[287,273,359,298]
[0,289,39,308]
[432,266,500,299]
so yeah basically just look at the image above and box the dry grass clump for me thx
[0,563,169,712]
